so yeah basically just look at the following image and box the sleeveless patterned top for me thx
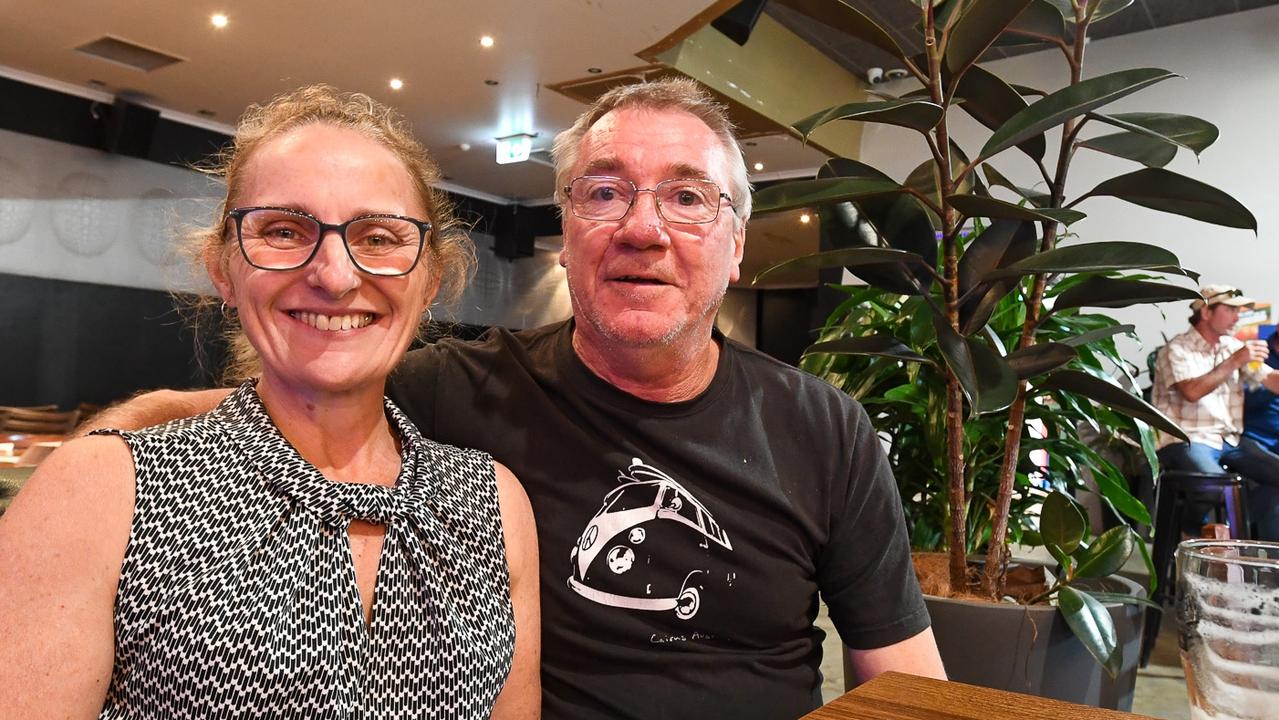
[93,381,515,719]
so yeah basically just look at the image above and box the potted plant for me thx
[751,0,1256,706]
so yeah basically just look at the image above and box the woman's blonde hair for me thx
[189,84,474,382]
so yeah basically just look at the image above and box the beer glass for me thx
[1176,539,1279,719]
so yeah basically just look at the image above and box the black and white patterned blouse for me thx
[92,381,515,719]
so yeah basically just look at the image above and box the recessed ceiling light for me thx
[484,79,499,86]
[587,67,603,74]
[480,35,495,48]
[753,162,765,171]
[389,78,404,91]
[210,13,228,29]
[743,141,758,147]
[799,213,812,224]
[459,143,472,152]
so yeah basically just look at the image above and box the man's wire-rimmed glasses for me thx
[226,206,430,277]
[563,176,734,225]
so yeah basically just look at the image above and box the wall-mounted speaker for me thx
[99,98,160,158]
[711,0,768,46]
[493,205,536,259]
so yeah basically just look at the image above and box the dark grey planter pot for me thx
[925,574,1144,710]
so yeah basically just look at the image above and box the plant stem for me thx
[979,7,1092,600]
[922,4,970,594]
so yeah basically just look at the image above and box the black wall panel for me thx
[755,288,818,367]
[0,272,224,408]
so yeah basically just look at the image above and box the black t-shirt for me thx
[389,320,929,720]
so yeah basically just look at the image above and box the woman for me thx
[0,86,539,718]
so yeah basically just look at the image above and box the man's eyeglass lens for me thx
[236,208,424,275]
[568,177,727,224]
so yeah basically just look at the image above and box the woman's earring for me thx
[220,301,237,321]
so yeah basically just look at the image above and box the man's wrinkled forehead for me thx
[575,106,729,181]
[580,156,712,182]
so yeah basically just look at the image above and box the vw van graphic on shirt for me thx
[568,458,733,620]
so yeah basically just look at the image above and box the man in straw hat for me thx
[1152,284,1279,478]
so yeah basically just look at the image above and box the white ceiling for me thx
[0,0,829,204]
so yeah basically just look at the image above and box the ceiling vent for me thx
[75,36,185,72]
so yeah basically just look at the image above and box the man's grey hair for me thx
[551,77,752,226]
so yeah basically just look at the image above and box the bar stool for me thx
[1139,469,1250,666]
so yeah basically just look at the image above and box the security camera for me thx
[866,67,885,84]
[885,68,910,81]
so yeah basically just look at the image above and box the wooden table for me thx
[804,672,1157,719]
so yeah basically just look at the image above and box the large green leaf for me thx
[1080,112,1219,167]
[1086,591,1159,610]
[1078,168,1258,232]
[820,157,899,185]
[1058,585,1122,677]
[1040,490,1086,553]
[1104,112,1218,154]
[932,310,981,414]
[982,163,1051,207]
[980,68,1179,160]
[753,176,904,214]
[1136,536,1157,594]
[1058,324,1135,347]
[984,241,1186,280]
[958,219,1037,293]
[957,220,1038,334]
[905,159,940,198]
[855,195,940,291]
[903,138,978,205]
[946,0,1034,81]
[819,161,938,293]
[1005,342,1077,378]
[779,0,912,65]
[820,212,927,297]
[1074,526,1136,579]
[1051,276,1201,312]
[949,194,1085,225]
[995,0,1070,46]
[1078,130,1177,168]
[1092,467,1151,525]
[804,335,934,364]
[969,337,1018,413]
[955,65,1046,160]
[753,247,930,286]
[793,100,945,138]
[1035,370,1188,440]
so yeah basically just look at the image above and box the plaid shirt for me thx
[1153,327,1271,449]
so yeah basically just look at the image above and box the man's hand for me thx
[76,388,232,436]
[1232,339,1269,369]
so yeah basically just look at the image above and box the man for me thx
[1152,284,1279,475]
[91,79,944,718]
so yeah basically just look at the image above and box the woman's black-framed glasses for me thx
[226,206,430,277]
[563,176,733,225]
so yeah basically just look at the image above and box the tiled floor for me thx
[816,602,1191,719]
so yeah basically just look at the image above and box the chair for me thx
[0,407,81,435]
[1139,469,1251,666]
